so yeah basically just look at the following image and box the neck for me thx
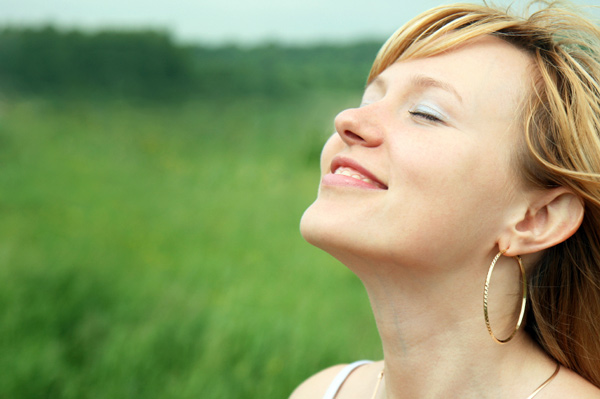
[353,254,555,399]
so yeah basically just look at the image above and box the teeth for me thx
[334,166,380,186]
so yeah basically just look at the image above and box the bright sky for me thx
[1,0,599,45]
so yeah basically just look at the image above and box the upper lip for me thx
[330,156,388,189]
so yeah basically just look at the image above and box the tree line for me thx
[0,26,381,99]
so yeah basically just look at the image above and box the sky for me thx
[1,0,599,45]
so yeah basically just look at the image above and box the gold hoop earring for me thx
[483,250,527,344]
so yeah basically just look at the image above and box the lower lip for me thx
[321,173,386,190]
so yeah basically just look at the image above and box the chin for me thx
[300,201,386,268]
[299,201,326,248]
[300,201,351,257]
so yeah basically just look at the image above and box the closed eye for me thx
[408,110,443,123]
[408,104,447,124]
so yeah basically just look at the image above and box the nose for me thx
[333,106,384,147]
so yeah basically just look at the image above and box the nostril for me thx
[344,130,365,142]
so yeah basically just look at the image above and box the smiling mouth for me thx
[333,166,388,189]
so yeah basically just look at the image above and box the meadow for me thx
[0,91,382,398]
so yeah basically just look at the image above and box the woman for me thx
[292,2,600,399]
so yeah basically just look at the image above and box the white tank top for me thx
[322,360,373,399]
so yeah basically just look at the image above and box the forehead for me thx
[370,36,534,120]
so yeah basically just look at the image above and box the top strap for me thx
[322,360,373,399]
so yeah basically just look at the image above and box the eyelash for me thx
[408,110,443,123]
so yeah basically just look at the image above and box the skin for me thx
[292,36,598,398]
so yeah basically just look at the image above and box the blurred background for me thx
[0,1,598,398]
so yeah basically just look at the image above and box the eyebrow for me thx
[369,73,464,104]
[410,75,463,104]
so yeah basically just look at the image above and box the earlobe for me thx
[500,187,584,256]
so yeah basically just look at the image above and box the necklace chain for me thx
[369,370,384,399]
[369,364,560,399]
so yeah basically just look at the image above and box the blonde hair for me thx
[367,2,600,386]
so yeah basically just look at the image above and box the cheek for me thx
[389,137,473,189]
[388,138,512,229]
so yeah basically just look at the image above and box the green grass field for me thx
[0,92,382,398]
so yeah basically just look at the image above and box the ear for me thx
[499,187,584,256]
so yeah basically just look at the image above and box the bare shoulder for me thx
[543,367,600,399]
[289,364,348,399]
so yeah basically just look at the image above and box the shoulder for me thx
[289,361,383,399]
[289,364,348,399]
[542,367,600,399]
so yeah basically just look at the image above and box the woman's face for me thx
[300,36,535,271]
